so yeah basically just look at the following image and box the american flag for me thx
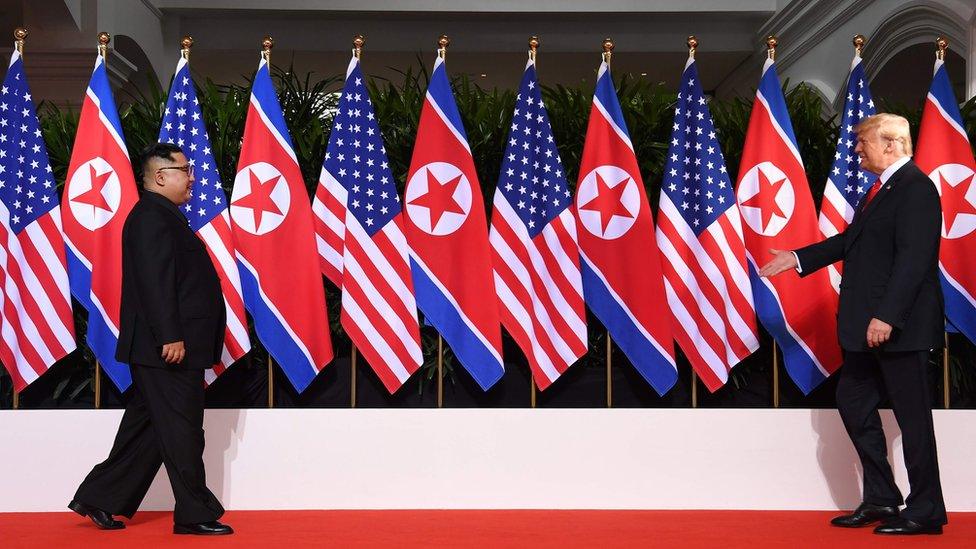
[312,55,421,393]
[817,52,875,292]
[0,47,76,391]
[489,56,586,390]
[655,55,758,392]
[159,55,251,383]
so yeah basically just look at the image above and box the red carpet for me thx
[2,510,970,547]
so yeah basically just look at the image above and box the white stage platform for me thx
[2,409,974,512]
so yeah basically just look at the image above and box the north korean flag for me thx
[402,53,504,391]
[62,53,139,391]
[915,55,976,343]
[735,57,841,394]
[575,60,677,395]
[230,55,333,392]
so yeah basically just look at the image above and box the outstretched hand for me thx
[758,248,798,277]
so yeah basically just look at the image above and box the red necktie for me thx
[862,178,882,208]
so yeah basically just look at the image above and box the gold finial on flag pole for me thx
[262,35,274,63]
[528,36,539,62]
[97,32,111,61]
[181,35,193,61]
[765,35,777,61]
[602,37,614,64]
[353,34,365,59]
[936,36,949,61]
[437,34,450,59]
[13,27,27,56]
[687,35,698,58]
[853,34,866,56]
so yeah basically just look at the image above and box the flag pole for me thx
[259,35,275,410]
[601,37,615,409]
[943,332,950,409]
[772,342,780,408]
[181,35,192,61]
[527,35,540,410]
[434,34,449,409]
[687,35,700,410]
[91,31,112,411]
[11,28,26,411]
[350,344,358,408]
[437,335,444,408]
[348,34,365,410]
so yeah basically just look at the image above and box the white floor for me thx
[2,408,974,512]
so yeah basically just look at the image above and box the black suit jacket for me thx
[115,191,225,369]
[794,160,943,352]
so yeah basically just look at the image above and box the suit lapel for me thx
[845,161,912,248]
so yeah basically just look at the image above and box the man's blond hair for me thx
[855,113,913,156]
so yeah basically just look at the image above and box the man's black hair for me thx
[138,142,183,183]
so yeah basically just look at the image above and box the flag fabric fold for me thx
[915,56,976,343]
[735,57,841,394]
[575,59,677,395]
[229,55,333,392]
[159,54,251,385]
[402,54,504,391]
[0,45,76,391]
[489,57,587,390]
[312,54,422,393]
[817,52,876,292]
[62,53,139,391]
[656,55,759,392]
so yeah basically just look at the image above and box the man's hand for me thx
[161,341,186,364]
[866,318,892,348]
[758,248,798,277]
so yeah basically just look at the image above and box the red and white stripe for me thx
[656,195,759,391]
[490,193,587,390]
[196,210,251,384]
[0,205,76,391]
[817,182,856,291]
[312,169,346,286]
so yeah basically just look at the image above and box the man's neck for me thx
[879,155,911,184]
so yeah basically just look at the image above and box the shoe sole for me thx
[173,526,234,535]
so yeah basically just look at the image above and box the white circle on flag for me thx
[930,163,976,239]
[575,165,641,240]
[66,156,122,231]
[230,162,291,235]
[405,161,473,236]
[736,161,796,237]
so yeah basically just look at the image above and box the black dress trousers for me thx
[73,364,224,524]
[835,350,947,526]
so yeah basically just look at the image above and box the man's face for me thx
[152,152,194,206]
[854,128,888,174]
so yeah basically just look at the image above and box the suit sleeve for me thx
[874,179,942,328]
[793,232,846,277]
[126,211,182,345]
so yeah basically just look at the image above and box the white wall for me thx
[2,409,975,512]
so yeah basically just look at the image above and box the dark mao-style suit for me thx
[74,190,225,524]
[794,159,946,526]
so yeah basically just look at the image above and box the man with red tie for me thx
[761,113,946,535]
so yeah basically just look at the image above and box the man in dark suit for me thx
[69,143,232,535]
[760,113,946,535]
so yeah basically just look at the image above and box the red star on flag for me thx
[940,171,976,234]
[234,169,283,230]
[742,169,787,232]
[408,168,466,231]
[73,164,114,212]
[578,172,633,235]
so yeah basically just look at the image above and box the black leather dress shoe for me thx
[68,499,125,530]
[830,502,899,527]
[874,517,943,535]
[173,520,234,535]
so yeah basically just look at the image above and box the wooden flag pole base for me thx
[267,353,274,409]
[606,332,612,408]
